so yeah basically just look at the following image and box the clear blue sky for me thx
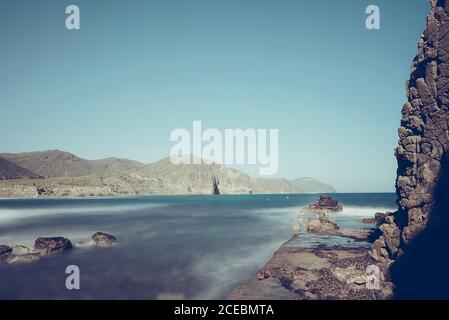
[0,0,430,192]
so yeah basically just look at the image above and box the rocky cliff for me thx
[370,0,449,298]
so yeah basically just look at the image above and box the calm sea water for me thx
[0,193,396,299]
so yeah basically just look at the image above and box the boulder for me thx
[308,195,342,212]
[375,212,387,224]
[33,237,73,255]
[257,269,272,280]
[91,232,118,247]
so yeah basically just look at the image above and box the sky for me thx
[0,0,430,192]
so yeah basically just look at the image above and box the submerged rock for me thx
[33,237,73,255]
[91,232,118,247]
[7,253,40,264]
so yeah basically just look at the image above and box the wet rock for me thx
[7,253,40,264]
[0,245,12,257]
[308,195,342,212]
[375,212,387,224]
[0,245,13,263]
[10,245,30,256]
[91,232,118,247]
[307,217,339,233]
[257,269,272,280]
[33,237,73,255]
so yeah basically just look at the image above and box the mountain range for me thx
[0,150,336,197]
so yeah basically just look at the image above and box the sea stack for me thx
[370,0,449,298]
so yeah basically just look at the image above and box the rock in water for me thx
[0,245,13,263]
[0,245,12,257]
[10,245,30,256]
[33,237,73,255]
[308,195,342,212]
[7,253,41,264]
[91,232,118,247]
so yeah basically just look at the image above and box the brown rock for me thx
[91,232,118,247]
[308,195,342,212]
[33,237,73,255]
[307,217,339,233]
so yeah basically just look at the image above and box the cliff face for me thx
[395,0,449,245]
[370,0,449,297]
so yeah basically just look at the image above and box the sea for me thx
[0,193,396,299]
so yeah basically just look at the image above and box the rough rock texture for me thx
[307,218,339,233]
[370,0,449,298]
[33,237,73,255]
[228,245,375,300]
[308,195,342,212]
[0,156,43,180]
[0,155,306,197]
[10,245,30,256]
[91,232,118,247]
[0,150,143,178]
[394,0,449,245]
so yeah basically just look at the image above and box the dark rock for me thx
[33,237,73,255]
[0,245,13,263]
[0,245,12,257]
[257,269,272,280]
[308,195,342,212]
[91,232,118,247]
[370,0,449,298]
[375,212,387,224]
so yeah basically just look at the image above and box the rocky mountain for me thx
[0,155,304,196]
[113,156,304,195]
[0,156,42,180]
[0,150,143,179]
[290,177,336,193]
[370,0,449,298]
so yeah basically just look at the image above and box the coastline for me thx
[227,203,391,300]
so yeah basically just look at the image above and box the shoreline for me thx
[227,206,390,300]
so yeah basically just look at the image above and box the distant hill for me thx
[126,156,304,194]
[0,156,43,180]
[0,154,304,196]
[291,177,336,193]
[0,150,143,179]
